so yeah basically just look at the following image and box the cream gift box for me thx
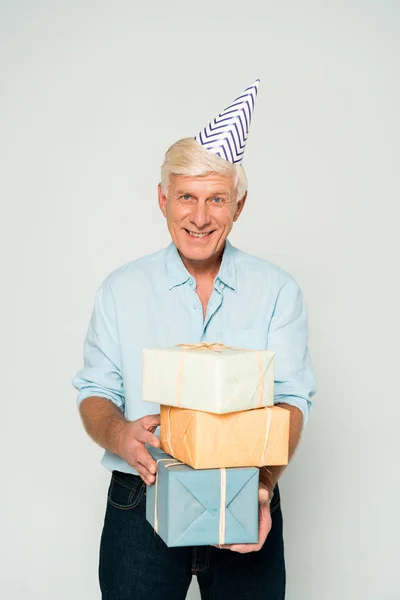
[142,343,275,414]
[160,404,290,469]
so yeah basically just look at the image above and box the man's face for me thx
[158,172,246,264]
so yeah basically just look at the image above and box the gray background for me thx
[1,1,399,598]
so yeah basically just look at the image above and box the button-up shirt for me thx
[72,240,317,474]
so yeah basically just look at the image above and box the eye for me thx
[182,194,192,201]
[212,196,223,204]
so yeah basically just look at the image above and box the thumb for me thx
[141,413,161,429]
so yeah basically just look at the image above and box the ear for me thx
[233,191,247,222]
[158,183,167,218]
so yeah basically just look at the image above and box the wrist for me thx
[108,418,127,457]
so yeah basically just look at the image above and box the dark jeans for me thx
[99,470,285,599]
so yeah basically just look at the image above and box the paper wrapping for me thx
[160,405,289,469]
[146,445,259,547]
[142,343,275,414]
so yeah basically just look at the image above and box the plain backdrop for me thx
[1,1,399,599]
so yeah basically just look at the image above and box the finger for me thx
[136,428,160,448]
[137,463,156,486]
[136,448,157,475]
[214,543,240,551]
[228,544,260,554]
[258,488,271,507]
[213,541,262,553]
[141,414,161,429]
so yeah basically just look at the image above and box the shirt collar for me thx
[165,243,191,289]
[165,239,237,291]
[216,239,236,291]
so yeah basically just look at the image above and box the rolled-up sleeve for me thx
[72,279,125,410]
[268,277,317,425]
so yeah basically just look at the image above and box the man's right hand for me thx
[115,414,161,485]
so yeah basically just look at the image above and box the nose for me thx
[189,201,212,229]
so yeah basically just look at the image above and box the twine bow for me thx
[177,342,237,352]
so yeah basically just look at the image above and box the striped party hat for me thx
[195,79,260,164]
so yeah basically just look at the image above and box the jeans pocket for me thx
[107,471,145,510]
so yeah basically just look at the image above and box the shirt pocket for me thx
[216,328,267,350]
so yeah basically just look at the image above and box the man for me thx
[73,80,316,599]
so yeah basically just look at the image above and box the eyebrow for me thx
[175,190,228,198]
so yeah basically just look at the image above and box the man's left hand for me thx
[214,484,272,554]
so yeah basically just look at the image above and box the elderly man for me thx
[73,80,316,600]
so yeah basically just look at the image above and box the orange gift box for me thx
[160,405,289,470]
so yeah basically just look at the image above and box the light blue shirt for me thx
[72,240,316,474]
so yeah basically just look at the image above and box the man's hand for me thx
[215,484,272,554]
[116,414,161,485]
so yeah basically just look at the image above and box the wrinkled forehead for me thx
[168,173,235,196]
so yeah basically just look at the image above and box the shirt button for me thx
[189,280,194,286]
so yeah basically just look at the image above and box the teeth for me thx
[188,231,210,238]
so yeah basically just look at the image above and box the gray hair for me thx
[160,138,248,201]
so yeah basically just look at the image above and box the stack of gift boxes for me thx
[141,343,290,547]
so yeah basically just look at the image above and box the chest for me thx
[116,277,272,358]
[196,282,214,318]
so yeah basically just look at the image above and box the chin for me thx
[181,246,213,261]
[177,239,217,261]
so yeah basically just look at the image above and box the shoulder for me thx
[99,247,168,296]
[231,245,300,295]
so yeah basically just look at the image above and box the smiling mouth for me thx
[184,229,214,239]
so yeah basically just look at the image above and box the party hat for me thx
[195,79,259,164]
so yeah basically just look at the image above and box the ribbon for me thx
[154,458,181,533]
[164,407,173,456]
[219,468,226,545]
[256,351,264,408]
[259,408,272,466]
[153,458,227,545]
[163,406,195,475]
[175,343,265,409]
[177,342,237,352]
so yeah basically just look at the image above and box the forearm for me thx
[259,404,303,495]
[79,396,127,455]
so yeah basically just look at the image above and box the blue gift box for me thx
[146,446,259,547]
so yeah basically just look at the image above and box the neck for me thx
[178,246,225,282]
